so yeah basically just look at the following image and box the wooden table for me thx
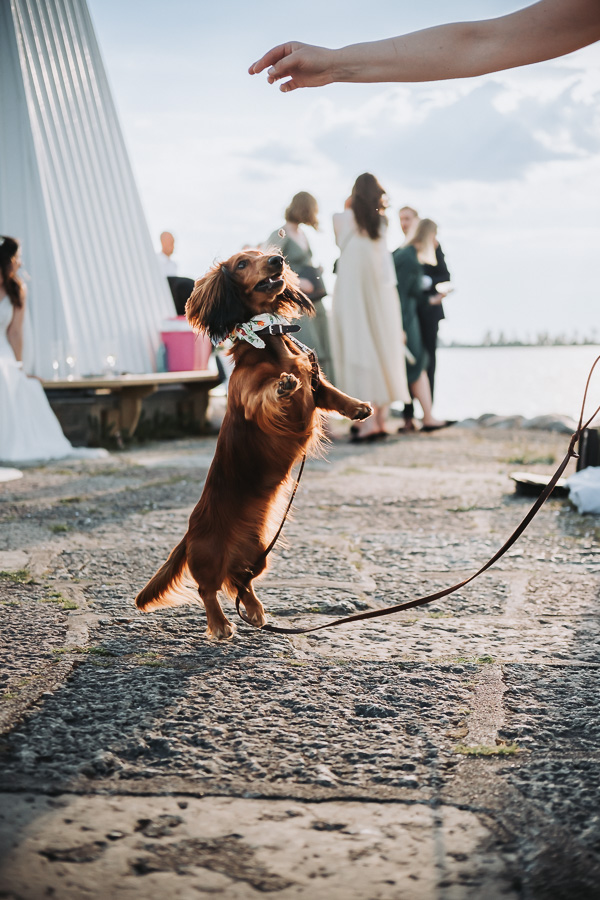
[43,370,221,441]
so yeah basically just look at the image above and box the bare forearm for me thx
[332,26,490,84]
[7,303,25,362]
[7,327,23,362]
[337,9,600,83]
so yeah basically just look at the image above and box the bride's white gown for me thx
[0,296,107,463]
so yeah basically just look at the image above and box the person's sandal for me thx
[397,419,417,433]
[421,420,457,433]
[350,430,383,443]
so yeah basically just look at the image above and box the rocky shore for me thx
[0,418,599,899]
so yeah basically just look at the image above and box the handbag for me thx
[296,264,327,301]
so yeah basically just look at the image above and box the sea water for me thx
[433,345,600,423]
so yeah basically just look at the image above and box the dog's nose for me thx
[268,255,283,268]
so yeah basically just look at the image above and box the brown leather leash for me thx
[236,352,600,636]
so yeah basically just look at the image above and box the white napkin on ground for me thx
[566,466,600,514]
[0,467,23,482]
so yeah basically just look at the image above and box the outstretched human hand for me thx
[249,42,339,91]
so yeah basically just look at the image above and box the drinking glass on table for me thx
[51,340,63,380]
[103,350,117,377]
[65,344,78,381]
[101,337,119,378]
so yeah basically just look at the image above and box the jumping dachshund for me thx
[135,249,372,638]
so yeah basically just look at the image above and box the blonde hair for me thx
[285,192,319,229]
[407,217,437,250]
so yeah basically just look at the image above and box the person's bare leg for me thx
[375,406,387,432]
[409,372,446,427]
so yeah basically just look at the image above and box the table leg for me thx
[183,384,211,430]
[118,385,158,437]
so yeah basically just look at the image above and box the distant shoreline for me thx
[440,341,600,350]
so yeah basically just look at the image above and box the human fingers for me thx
[248,42,301,76]
[278,77,302,92]
[266,45,310,87]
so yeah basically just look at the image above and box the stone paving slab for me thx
[0,794,517,900]
[0,655,473,797]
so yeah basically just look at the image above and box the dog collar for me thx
[229,314,320,394]
[226,314,300,349]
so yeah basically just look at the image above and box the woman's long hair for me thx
[0,236,24,309]
[350,173,387,240]
[285,191,319,229]
[406,218,437,251]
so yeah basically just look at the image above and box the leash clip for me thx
[267,323,300,335]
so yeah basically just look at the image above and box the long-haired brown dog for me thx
[135,249,372,638]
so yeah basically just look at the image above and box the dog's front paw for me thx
[206,619,236,641]
[350,402,373,421]
[277,373,299,397]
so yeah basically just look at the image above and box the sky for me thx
[88,0,600,345]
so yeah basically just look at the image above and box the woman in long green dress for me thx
[266,192,335,382]
[393,219,451,431]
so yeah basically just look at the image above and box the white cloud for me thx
[307,79,599,184]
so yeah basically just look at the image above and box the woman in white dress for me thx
[0,235,107,464]
[331,174,410,441]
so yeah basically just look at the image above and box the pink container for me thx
[160,317,212,371]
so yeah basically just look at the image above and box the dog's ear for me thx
[186,264,248,343]
[281,286,315,317]
[277,262,315,318]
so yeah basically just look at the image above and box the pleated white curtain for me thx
[0,0,175,378]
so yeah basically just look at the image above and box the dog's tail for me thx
[135,537,198,612]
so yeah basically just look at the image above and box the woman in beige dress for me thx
[331,174,409,441]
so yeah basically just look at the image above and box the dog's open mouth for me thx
[254,274,284,293]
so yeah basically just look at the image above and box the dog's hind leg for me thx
[239,581,267,627]
[200,590,235,640]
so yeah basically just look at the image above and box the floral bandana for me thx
[225,313,293,349]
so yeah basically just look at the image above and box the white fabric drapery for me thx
[0,0,175,377]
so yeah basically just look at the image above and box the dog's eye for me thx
[236,260,248,270]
